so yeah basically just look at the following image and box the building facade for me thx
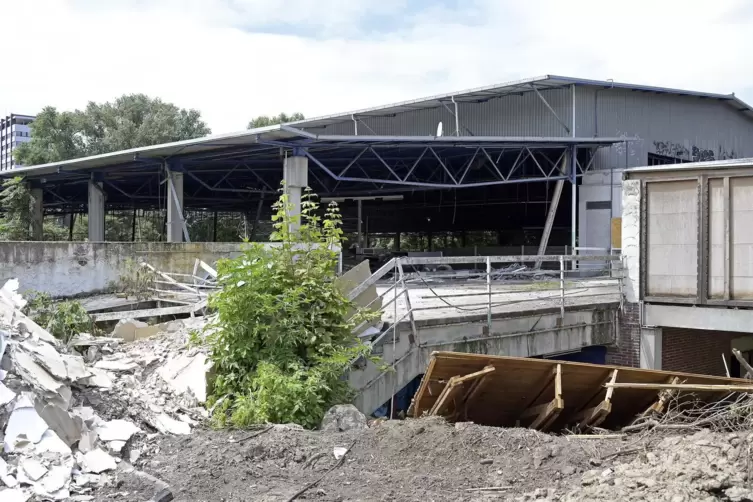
[294,76,753,255]
[0,113,35,171]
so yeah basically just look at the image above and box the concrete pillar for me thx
[29,187,43,240]
[87,180,105,242]
[166,169,184,243]
[640,327,663,370]
[283,154,308,234]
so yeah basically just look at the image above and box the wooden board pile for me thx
[410,351,753,432]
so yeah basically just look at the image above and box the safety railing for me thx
[348,254,624,353]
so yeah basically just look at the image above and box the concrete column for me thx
[640,327,663,370]
[166,169,184,243]
[283,154,308,234]
[87,180,105,241]
[29,186,43,240]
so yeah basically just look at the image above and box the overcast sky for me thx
[3,0,753,134]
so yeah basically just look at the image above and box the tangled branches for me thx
[624,392,753,434]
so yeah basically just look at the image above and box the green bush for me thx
[23,291,94,343]
[206,188,377,429]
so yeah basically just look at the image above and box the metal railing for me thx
[348,254,624,352]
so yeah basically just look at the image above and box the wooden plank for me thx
[459,372,492,421]
[640,377,679,417]
[732,348,753,379]
[527,365,564,431]
[411,355,437,417]
[605,382,753,392]
[429,376,464,416]
[530,398,564,431]
[454,365,495,385]
[576,369,618,429]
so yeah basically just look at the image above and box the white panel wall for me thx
[708,178,725,298]
[731,177,753,299]
[646,180,698,297]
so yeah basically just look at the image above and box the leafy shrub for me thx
[23,291,94,343]
[206,188,377,429]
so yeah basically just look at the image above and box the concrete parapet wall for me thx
[0,241,246,297]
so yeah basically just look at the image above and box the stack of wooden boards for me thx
[409,352,753,432]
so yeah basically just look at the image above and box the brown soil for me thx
[101,417,642,501]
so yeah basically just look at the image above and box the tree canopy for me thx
[15,94,211,166]
[247,112,305,129]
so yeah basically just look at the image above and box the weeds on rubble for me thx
[205,187,379,429]
[115,258,156,300]
[23,290,94,343]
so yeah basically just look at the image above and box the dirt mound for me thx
[107,417,635,501]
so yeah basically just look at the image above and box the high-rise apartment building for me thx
[0,113,35,171]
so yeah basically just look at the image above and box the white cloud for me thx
[2,0,753,134]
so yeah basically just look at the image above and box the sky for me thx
[3,0,753,134]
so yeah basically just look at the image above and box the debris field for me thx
[4,273,753,502]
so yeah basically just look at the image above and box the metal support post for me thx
[87,177,105,242]
[570,146,577,259]
[68,213,75,241]
[559,256,565,319]
[283,152,308,235]
[357,199,363,249]
[486,256,492,331]
[451,95,460,136]
[212,211,218,242]
[250,194,264,241]
[397,260,417,345]
[131,208,137,241]
[29,186,43,240]
[571,84,577,261]
[165,165,189,242]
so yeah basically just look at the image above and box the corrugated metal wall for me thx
[300,85,753,171]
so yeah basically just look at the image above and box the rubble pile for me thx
[0,279,211,501]
[557,429,753,502]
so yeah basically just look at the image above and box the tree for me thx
[206,189,377,428]
[0,177,67,241]
[15,94,211,166]
[247,112,305,129]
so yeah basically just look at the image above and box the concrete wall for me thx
[0,241,246,297]
[621,180,641,303]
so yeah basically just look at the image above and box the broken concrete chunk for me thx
[33,429,73,456]
[4,395,50,453]
[0,279,26,310]
[158,353,209,403]
[0,381,16,406]
[78,430,98,453]
[35,401,83,447]
[39,466,71,494]
[21,340,68,380]
[0,488,31,502]
[61,354,90,382]
[77,368,113,389]
[20,459,47,482]
[14,312,58,346]
[154,413,191,435]
[81,449,117,474]
[320,404,368,432]
[108,440,126,453]
[95,419,141,442]
[0,457,18,488]
[10,351,71,408]
[94,359,137,372]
